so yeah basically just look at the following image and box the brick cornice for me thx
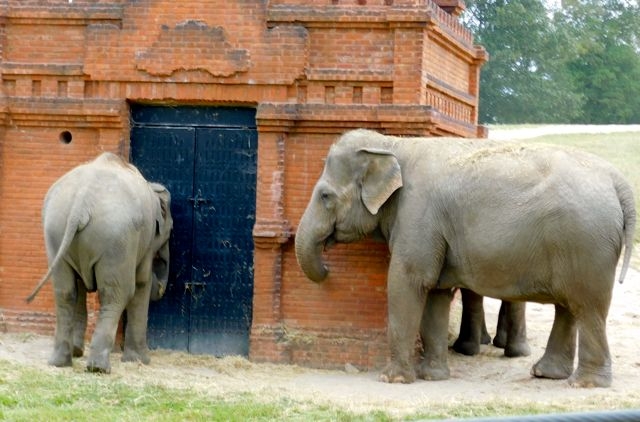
[257,103,440,136]
[257,103,479,138]
[3,98,124,128]
[2,5,123,26]
[1,63,84,76]
[267,3,474,48]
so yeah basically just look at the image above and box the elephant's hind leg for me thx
[49,262,77,368]
[72,279,88,358]
[531,304,576,380]
[122,275,153,365]
[569,310,612,388]
[86,263,132,374]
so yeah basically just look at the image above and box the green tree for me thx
[557,0,640,123]
[464,0,584,123]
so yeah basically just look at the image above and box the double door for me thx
[130,106,257,355]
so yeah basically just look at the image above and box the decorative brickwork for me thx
[0,0,485,370]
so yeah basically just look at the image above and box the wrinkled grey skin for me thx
[453,290,530,358]
[27,152,173,374]
[295,129,635,388]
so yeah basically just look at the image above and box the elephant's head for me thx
[149,183,173,301]
[295,130,403,283]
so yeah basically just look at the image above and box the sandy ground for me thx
[2,126,640,418]
[1,271,639,417]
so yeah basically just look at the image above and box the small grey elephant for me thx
[295,129,635,388]
[453,290,529,358]
[27,152,173,374]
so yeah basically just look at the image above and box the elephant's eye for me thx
[319,191,335,209]
[320,190,335,201]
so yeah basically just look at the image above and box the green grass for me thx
[0,360,390,422]
[1,359,637,421]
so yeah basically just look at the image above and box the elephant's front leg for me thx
[418,288,454,380]
[122,277,153,365]
[380,260,427,384]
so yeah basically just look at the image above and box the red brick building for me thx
[0,0,486,370]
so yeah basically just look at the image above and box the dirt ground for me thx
[1,268,639,417]
[1,126,640,418]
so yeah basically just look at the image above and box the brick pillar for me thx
[250,120,293,363]
[391,25,426,105]
[471,45,489,137]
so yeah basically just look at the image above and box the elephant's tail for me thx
[615,175,636,284]
[26,201,90,303]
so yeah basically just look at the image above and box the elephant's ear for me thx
[149,183,171,234]
[358,148,403,215]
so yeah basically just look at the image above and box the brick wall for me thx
[0,0,485,369]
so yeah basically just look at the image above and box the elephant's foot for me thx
[531,356,573,380]
[493,332,507,349]
[379,362,416,384]
[568,366,612,388]
[417,359,450,381]
[504,340,531,358]
[86,351,111,374]
[481,328,492,345]
[122,348,151,365]
[452,338,480,356]
[73,345,84,358]
[48,350,72,368]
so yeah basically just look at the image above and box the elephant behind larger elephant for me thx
[295,129,636,388]
[27,152,173,374]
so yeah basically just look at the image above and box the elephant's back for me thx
[439,145,625,296]
[45,159,153,241]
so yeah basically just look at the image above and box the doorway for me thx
[130,105,257,356]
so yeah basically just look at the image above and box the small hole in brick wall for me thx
[59,131,73,144]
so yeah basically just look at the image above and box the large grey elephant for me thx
[27,152,173,374]
[295,129,635,388]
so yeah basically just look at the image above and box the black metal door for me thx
[130,105,257,356]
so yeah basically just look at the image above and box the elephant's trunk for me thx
[295,210,330,283]
[150,241,170,301]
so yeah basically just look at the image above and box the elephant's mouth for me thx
[323,233,337,251]
[326,223,364,245]
[323,221,362,249]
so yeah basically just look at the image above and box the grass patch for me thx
[1,359,637,421]
[0,360,389,422]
